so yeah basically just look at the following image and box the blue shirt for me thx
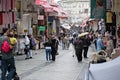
[96,38,104,51]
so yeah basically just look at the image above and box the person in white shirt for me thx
[24,35,30,59]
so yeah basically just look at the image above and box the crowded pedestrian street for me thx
[0,0,120,80]
[0,44,95,80]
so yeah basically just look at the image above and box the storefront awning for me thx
[51,5,68,18]
[58,14,68,19]
[52,6,64,14]
[35,0,53,12]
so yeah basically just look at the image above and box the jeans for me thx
[25,45,30,59]
[83,47,89,58]
[45,49,51,61]
[62,42,65,50]
[1,58,15,80]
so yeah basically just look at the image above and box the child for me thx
[9,32,17,53]
[9,32,17,46]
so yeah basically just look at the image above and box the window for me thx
[84,9,88,13]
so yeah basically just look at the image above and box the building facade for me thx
[58,0,90,24]
[0,0,16,33]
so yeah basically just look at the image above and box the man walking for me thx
[83,35,91,58]
[74,37,83,62]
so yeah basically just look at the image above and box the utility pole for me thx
[17,0,23,54]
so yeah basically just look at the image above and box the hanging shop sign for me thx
[106,11,112,23]
[39,26,46,31]
[91,0,106,20]
[38,15,44,20]
[106,0,112,10]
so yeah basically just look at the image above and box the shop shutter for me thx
[0,13,3,25]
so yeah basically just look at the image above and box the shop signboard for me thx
[91,0,106,20]
[39,26,46,31]
[38,15,44,20]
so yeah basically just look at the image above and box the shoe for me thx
[25,58,29,60]
[84,57,88,59]
[72,55,74,57]
[52,59,55,61]
[30,57,32,59]
[78,60,82,63]
[48,61,51,62]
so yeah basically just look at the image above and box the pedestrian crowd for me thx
[0,28,19,80]
[0,27,119,80]
[43,33,59,62]
[70,28,120,63]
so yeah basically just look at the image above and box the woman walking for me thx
[44,38,52,62]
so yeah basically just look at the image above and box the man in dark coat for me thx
[83,35,91,58]
[51,35,57,61]
[74,37,83,62]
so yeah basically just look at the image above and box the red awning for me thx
[35,0,47,5]
[51,6,63,13]
[51,5,68,17]
[35,0,53,12]
[58,14,68,19]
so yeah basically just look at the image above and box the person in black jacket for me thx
[74,37,83,62]
[43,38,52,62]
[83,35,91,58]
[51,35,58,61]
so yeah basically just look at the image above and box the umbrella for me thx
[88,18,95,22]
[61,23,71,30]
[78,32,89,37]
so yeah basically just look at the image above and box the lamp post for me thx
[17,0,23,54]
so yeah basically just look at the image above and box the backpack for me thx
[1,38,11,53]
[30,38,35,47]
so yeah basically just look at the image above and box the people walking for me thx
[43,38,52,62]
[0,28,15,80]
[51,35,57,61]
[29,34,36,59]
[9,31,17,54]
[74,37,83,62]
[61,36,66,50]
[24,35,30,59]
[55,36,59,55]
[66,35,70,50]
[83,35,91,58]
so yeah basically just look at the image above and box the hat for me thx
[78,32,89,37]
